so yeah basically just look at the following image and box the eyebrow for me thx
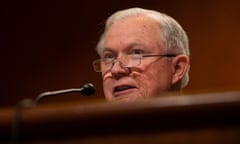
[101,48,114,54]
[101,42,145,53]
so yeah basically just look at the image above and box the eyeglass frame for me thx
[92,53,178,73]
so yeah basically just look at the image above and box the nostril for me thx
[111,64,130,80]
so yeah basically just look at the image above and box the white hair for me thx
[96,8,190,88]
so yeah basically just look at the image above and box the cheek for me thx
[151,64,173,86]
[102,73,113,98]
[102,75,112,91]
[134,62,173,94]
[102,81,112,101]
[135,61,172,81]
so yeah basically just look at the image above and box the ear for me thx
[171,55,190,85]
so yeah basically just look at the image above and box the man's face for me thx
[101,16,176,102]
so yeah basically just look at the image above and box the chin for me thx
[113,94,141,102]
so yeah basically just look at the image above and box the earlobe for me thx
[171,55,190,85]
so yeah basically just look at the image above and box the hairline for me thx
[96,8,190,88]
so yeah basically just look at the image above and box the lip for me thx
[113,84,137,97]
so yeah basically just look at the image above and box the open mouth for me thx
[114,85,136,93]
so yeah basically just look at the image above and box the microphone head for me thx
[81,83,96,96]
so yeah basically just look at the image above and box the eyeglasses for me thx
[92,53,177,73]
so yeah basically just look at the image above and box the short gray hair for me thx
[96,8,190,88]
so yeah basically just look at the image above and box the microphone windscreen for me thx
[80,83,96,96]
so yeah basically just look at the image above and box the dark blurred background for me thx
[1,0,240,108]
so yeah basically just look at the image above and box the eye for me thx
[102,52,115,62]
[131,49,143,55]
[104,53,114,58]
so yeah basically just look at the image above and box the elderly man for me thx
[93,8,190,102]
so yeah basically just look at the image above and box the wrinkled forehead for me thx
[106,15,161,35]
[99,16,165,55]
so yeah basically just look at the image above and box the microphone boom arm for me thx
[34,83,95,105]
[34,88,84,105]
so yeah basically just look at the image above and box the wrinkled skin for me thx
[100,16,189,102]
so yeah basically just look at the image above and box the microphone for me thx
[11,83,95,144]
[34,83,96,105]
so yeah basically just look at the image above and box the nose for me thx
[111,59,130,79]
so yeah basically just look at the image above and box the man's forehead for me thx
[108,15,158,30]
